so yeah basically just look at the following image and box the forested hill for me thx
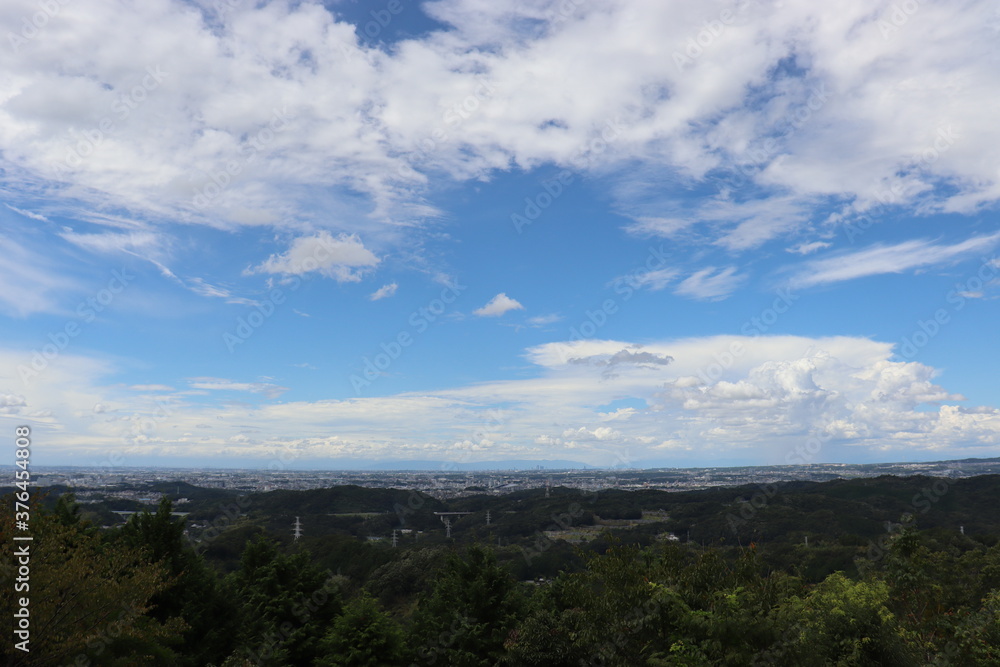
[2,474,999,665]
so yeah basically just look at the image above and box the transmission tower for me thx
[293,516,303,541]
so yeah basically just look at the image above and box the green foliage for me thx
[771,573,916,665]
[228,535,343,666]
[117,496,239,665]
[409,544,525,666]
[315,592,405,666]
[365,547,443,606]
[9,477,1000,665]
[0,496,185,667]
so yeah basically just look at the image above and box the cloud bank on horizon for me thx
[1,0,998,467]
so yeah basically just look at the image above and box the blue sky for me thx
[1,0,999,469]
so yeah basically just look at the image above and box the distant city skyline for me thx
[2,0,998,469]
[22,455,1000,501]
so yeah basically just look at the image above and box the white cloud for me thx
[4,203,48,222]
[247,232,380,283]
[0,235,81,316]
[527,313,561,326]
[674,266,745,301]
[629,267,679,291]
[2,335,997,466]
[369,283,398,301]
[473,292,524,317]
[0,393,27,415]
[187,377,288,399]
[59,230,161,255]
[788,234,1000,289]
[186,277,259,305]
[0,0,994,262]
[787,241,831,255]
[570,347,673,370]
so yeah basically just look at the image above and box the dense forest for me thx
[2,474,1000,665]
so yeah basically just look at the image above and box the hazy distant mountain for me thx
[356,459,596,471]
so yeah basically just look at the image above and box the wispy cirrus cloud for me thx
[4,203,49,222]
[187,377,288,399]
[674,266,745,301]
[369,283,398,301]
[788,234,1000,289]
[787,241,831,255]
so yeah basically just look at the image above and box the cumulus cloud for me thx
[0,0,995,265]
[0,393,27,415]
[570,347,673,369]
[474,293,524,317]
[2,336,997,466]
[369,283,398,300]
[247,232,380,283]
[570,346,674,379]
